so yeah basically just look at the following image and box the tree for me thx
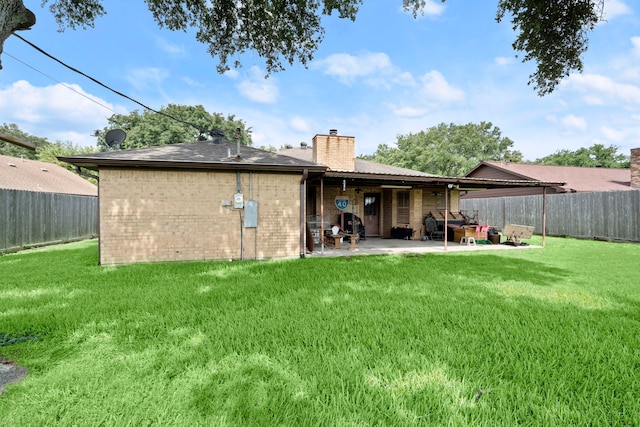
[0,0,604,95]
[94,104,252,151]
[535,144,630,168]
[37,140,99,182]
[361,122,523,176]
[0,123,50,159]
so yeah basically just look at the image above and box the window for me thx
[397,191,410,223]
[364,195,377,216]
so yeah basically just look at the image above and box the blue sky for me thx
[0,0,638,161]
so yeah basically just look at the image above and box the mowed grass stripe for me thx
[0,237,638,425]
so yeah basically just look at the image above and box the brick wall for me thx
[312,133,355,171]
[318,186,364,226]
[99,169,301,265]
[632,148,640,189]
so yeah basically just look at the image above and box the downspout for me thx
[75,166,99,182]
[237,171,244,261]
[96,169,101,265]
[300,168,309,258]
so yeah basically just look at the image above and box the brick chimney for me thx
[312,129,355,171]
[631,148,640,188]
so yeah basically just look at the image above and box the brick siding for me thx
[99,169,301,265]
[312,134,355,171]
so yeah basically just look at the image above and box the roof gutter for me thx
[0,133,36,150]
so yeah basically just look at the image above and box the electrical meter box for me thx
[233,192,244,209]
[244,200,258,228]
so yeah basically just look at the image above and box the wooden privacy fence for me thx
[0,189,98,253]
[460,190,640,243]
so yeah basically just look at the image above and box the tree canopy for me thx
[0,123,98,181]
[0,123,49,159]
[94,104,252,151]
[1,0,604,95]
[361,122,523,177]
[534,144,630,168]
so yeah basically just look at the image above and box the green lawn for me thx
[1,237,639,425]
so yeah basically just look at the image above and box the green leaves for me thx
[94,104,252,150]
[496,0,601,96]
[0,123,50,159]
[535,143,630,168]
[364,122,523,176]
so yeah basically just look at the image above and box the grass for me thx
[0,237,639,425]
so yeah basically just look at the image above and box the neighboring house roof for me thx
[465,161,630,193]
[59,141,326,175]
[0,155,97,196]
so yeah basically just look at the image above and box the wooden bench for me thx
[503,224,534,246]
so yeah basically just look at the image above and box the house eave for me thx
[323,170,564,188]
[58,157,327,176]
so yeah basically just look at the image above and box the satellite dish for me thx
[105,129,126,149]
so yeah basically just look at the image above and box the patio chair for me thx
[424,217,444,240]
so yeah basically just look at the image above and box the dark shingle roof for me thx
[278,147,437,177]
[0,155,97,196]
[59,141,326,174]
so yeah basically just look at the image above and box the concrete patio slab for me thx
[307,236,539,257]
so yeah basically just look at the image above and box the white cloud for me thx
[155,37,186,57]
[390,105,428,118]
[631,36,640,57]
[494,56,514,66]
[290,116,311,133]
[600,126,626,142]
[560,114,587,131]
[181,77,204,87]
[314,52,391,83]
[0,80,125,146]
[602,0,632,21]
[402,0,446,17]
[224,69,239,79]
[419,70,465,102]
[236,66,278,103]
[126,67,169,91]
[313,52,414,88]
[563,73,640,105]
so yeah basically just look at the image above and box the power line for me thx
[11,33,207,135]
[4,51,120,116]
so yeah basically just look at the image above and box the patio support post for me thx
[542,187,547,248]
[444,185,449,250]
[320,178,325,254]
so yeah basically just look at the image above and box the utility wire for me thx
[12,33,207,135]
[4,51,120,116]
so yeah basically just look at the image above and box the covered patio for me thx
[307,235,540,258]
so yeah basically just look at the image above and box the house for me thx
[59,141,325,265]
[0,154,97,196]
[58,130,561,265]
[278,130,566,242]
[462,148,640,199]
